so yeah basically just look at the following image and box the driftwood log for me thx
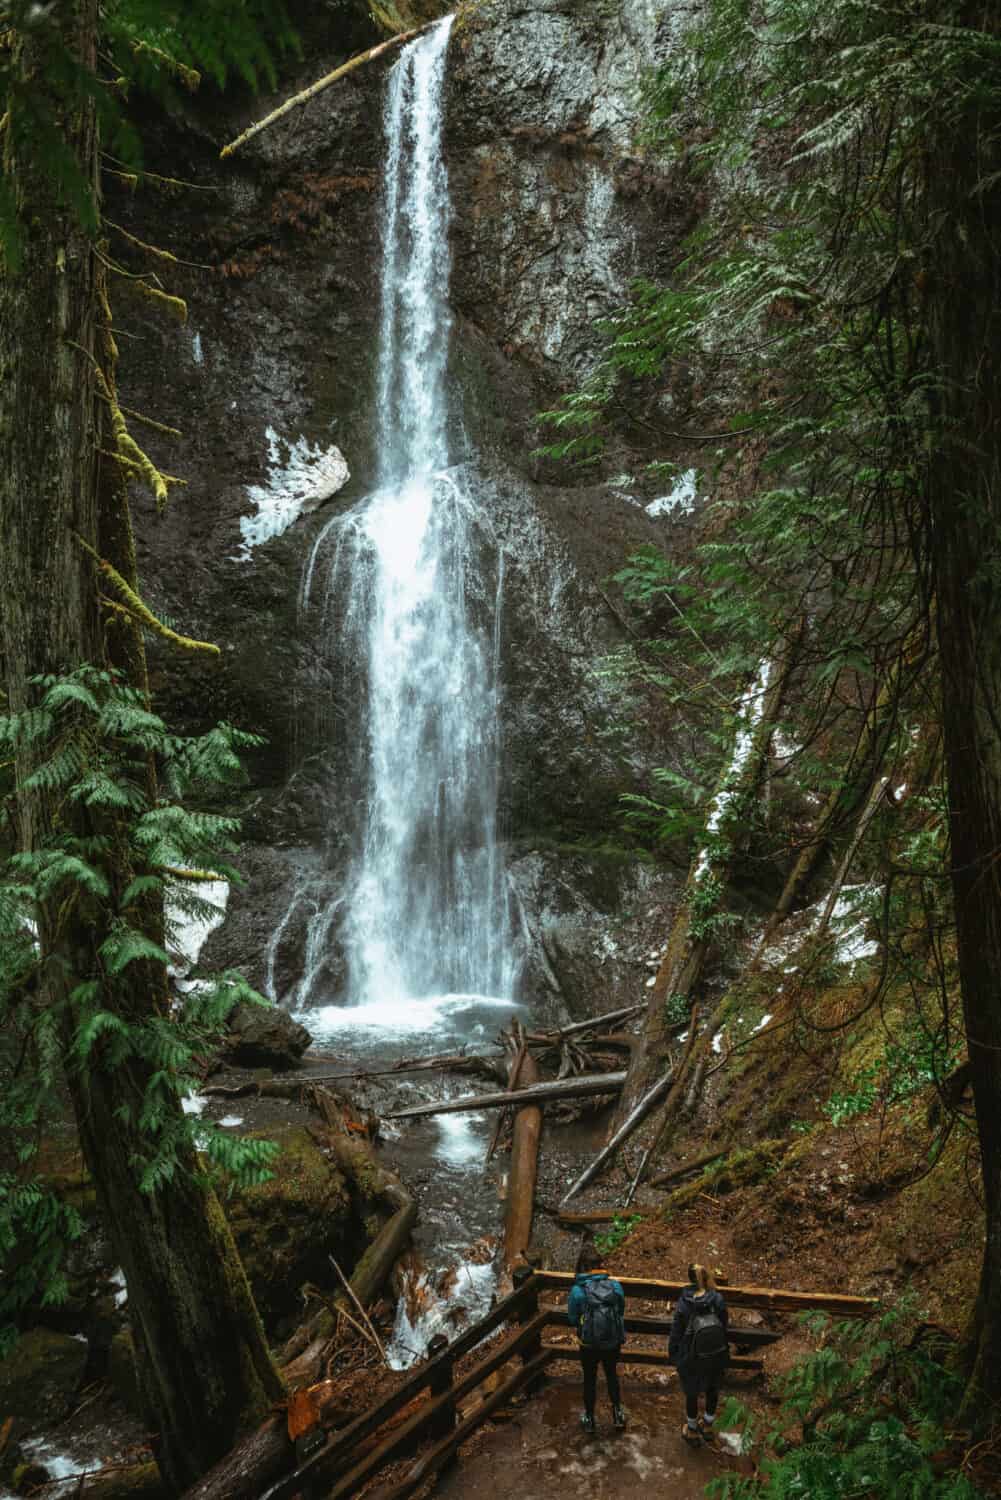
[385,1071,626,1120]
[559,1065,675,1203]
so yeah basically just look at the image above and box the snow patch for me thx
[238,428,349,557]
[165,878,229,978]
[752,1012,773,1033]
[646,468,697,517]
[694,660,772,880]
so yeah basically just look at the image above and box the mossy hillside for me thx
[223,1125,361,1335]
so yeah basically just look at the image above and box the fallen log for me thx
[648,1147,728,1189]
[183,1090,416,1500]
[504,1040,541,1266]
[385,1071,627,1120]
[537,1270,878,1318]
[485,1033,528,1162]
[203,1052,506,1097]
[559,1066,675,1203]
[525,1004,645,1043]
[282,1125,417,1384]
[554,1207,654,1225]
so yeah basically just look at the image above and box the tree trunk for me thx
[619,645,797,1120]
[924,4,1001,1412]
[504,1047,541,1265]
[0,11,283,1490]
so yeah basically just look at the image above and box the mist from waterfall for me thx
[296,18,515,1031]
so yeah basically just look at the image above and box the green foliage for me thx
[0,0,299,267]
[708,1303,984,1500]
[663,991,691,1029]
[0,667,274,1348]
[593,1213,642,1256]
[825,1035,963,1127]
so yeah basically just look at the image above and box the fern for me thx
[0,668,274,1339]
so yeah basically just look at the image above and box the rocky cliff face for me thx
[119,0,699,1017]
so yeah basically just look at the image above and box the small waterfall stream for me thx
[296,18,516,1032]
[288,19,522,1357]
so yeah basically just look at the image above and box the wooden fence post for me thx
[512,1268,545,1390]
[426,1334,456,1442]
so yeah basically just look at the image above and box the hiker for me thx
[668,1261,729,1445]
[567,1244,627,1435]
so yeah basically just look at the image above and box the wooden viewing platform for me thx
[255,1268,877,1500]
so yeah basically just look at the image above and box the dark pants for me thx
[685,1386,719,1422]
[581,1347,622,1414]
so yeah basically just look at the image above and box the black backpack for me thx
[579,1278,625,1350]
[686,1294,729,1379]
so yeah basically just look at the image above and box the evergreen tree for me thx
[0,0,297,1487]
[542,0,1001,1419]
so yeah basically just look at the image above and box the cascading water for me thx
[294,17,517,1046]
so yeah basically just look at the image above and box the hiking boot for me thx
[580,1412,597,1436]
[613,1406,627,1431]
[681,1423,701,1446]
[699,1418,717,1444]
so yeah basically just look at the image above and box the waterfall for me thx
[297,18,514,1033]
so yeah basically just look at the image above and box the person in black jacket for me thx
[668,1261,729,1445]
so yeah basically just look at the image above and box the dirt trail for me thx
[434,1378,749,1500]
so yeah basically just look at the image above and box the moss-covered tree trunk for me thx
[924,3,1001,1415]
[0,7,283,1490]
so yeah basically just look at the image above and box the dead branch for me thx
[220,27,429,159]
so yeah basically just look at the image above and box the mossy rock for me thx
[222,1126,363,1336]
[0,1327,88,1424]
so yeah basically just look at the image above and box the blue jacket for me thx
[668,1285,728,1374]
[567,1270,626,1344]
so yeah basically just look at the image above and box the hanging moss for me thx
[76,536,220,656]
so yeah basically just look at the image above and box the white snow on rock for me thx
[165,879,229,978]
[646,468,697,517]
[238,428,349,557]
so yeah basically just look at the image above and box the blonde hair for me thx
[688,1261,717,1293]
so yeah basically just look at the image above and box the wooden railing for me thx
[263,1268,877,1500]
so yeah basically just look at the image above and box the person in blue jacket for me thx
[668,1261,729,1444]
[567,1244,627,1435]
